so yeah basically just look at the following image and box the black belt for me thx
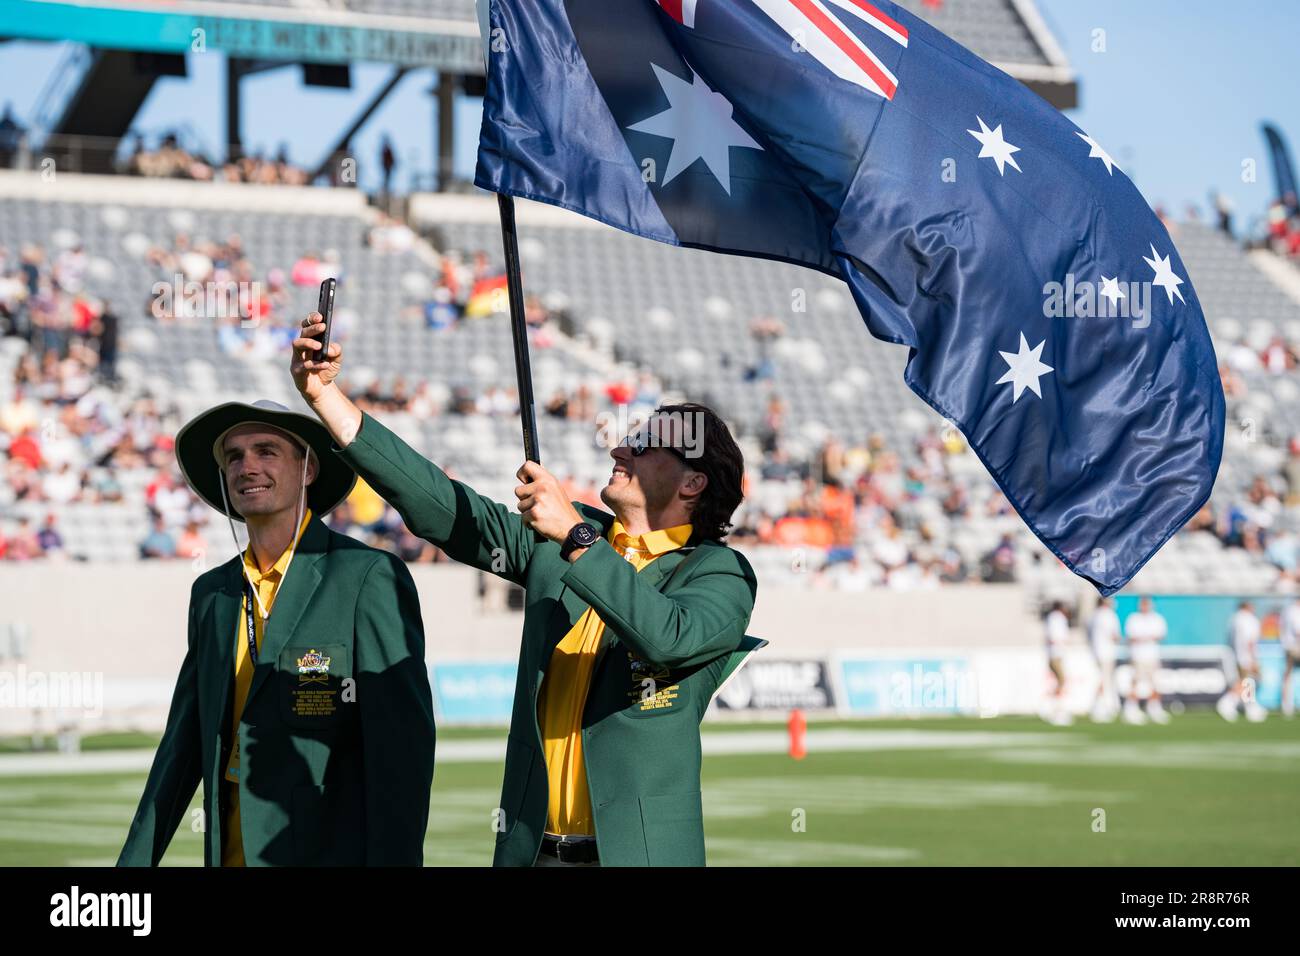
[540,835,599,864]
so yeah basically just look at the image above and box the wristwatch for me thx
[560,522,601,560]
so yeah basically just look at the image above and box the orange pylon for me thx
[788,708,807,760]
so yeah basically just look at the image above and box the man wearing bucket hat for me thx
[118,399,436,867]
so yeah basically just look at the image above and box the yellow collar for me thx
[608,519,693,556]
[243,508,313,582]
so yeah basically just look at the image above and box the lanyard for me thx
[244,580,260,666]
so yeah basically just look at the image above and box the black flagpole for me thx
[496,192,541,464]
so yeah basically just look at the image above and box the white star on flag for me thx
[1099,275,1125,308]
[1076,132,1118,175]
[996,332,1053,402]
[967,116,1021,175]
[627,63,763,195]
[1143,244,1185,304]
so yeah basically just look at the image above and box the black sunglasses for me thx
[622,426,691,465]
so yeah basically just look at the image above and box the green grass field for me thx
[1,714,1296,866]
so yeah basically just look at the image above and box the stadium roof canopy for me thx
[895,0,1076,109]
[0,0,1074,182]
[2,0,1074,104]
[0,0,484,71]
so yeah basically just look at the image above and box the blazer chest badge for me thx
[627,653,679,711]
[284,645,344,722]
[296,649,332,684]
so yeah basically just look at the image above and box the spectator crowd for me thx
[126,133,312,186]
[8,198,1300,593]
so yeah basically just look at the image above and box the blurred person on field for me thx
[1123,596,1170,724]
[1086,597,1121,722]
[1043,601,1071,726]
[1281,596,1300,720]
[1218,601,1267,723]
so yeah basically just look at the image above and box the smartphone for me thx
[313,277,336,362]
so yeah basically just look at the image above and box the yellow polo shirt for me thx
[221,507,312,867]
[537,519,693,837]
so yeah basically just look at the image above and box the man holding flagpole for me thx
[292,314,758,867]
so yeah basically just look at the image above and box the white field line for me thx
[0,728,1073,776]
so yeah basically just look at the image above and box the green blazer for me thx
[118,516,436,866]
[336,413,759,866]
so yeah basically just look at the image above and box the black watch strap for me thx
[561,522,600,560]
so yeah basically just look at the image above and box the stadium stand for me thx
[2,160,1298,604]
[0,0,1286,602]
[0,173,672,563]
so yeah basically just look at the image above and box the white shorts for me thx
[1130,653,1159,689]
[1130,644,1159,666]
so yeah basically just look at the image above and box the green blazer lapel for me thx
[631,548,689,592]
[244,515,330,708]
[592,546,695,675]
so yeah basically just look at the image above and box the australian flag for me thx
[474,0,1225,595]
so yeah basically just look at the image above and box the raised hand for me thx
[515,461,584,544]
[291,312,343,403]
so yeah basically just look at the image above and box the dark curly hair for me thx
[655,402,745,543]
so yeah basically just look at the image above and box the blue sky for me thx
[0,41,482,196]
[1,1,1297,234]
[1036,0,1300,234]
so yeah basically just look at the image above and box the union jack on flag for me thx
[656,0,909,99]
